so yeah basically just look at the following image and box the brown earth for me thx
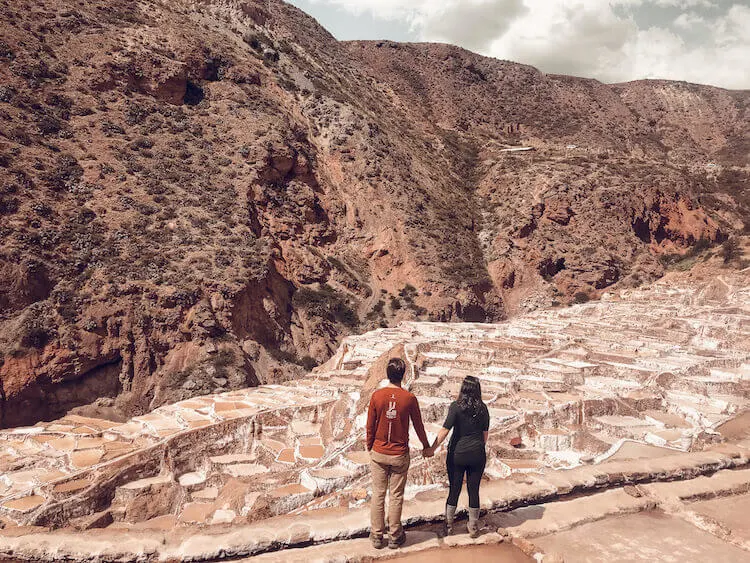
[388,544,532,562]
[0,0,747,427]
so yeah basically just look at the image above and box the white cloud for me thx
[304,0,750,88]
[304,0,426,21]
[484,0,638,82]
[614,0,717,7]
[673,11,707,29]
[417,0,527,53]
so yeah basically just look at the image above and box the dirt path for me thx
[387,543,532,563]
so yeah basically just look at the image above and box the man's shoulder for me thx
[369,388,385,403]
[370,386,397,402]
[400,387,417,401]
[371,385,417,402]
[401,388,419,404]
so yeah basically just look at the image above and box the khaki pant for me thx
[370,450,410,540]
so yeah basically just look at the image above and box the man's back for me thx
[367,386,428,456]
[366,358,432,549]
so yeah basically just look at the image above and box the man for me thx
[366,357,433,549]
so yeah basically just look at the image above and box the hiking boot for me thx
[468,507,481,538]
[444,504,457,536]
[370,535,386,550]
[388,531,407,549]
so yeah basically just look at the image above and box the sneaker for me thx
[370,535,386,550]
[388,532,407,549]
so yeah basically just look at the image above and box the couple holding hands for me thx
[366,358,489,549]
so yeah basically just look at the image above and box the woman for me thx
[430,375,489,538]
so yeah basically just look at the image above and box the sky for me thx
[287,0,750,89]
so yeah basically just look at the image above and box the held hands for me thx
[422,445,435,458]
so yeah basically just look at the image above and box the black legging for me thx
[446,447,486,508]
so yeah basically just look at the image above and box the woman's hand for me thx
[432,427,450,450]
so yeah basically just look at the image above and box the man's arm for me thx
[410,396,431,449]
[366,393,377,451]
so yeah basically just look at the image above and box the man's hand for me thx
[422,447,434,458]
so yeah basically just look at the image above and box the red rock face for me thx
[0,0,746,426]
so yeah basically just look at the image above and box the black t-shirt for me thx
[443,400,490,455]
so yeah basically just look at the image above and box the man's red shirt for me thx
[366,385,430,455]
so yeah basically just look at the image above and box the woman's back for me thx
[434,375,489,538]
[445,400,489,455]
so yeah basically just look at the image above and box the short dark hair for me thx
[386,357,406,384]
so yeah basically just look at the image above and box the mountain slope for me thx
[347,41,747,308]
[0,0,746,427]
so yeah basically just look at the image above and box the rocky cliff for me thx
[0,0,747,426]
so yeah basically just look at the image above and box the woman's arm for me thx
[482,404,490,444]
[431,402,456,453]
[431,427,450,450]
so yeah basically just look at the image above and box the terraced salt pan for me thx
[178,472,206,488]
[224,464,269,478]
[1,272,749,539]
[604,440,683,462]
[210,454,257,466]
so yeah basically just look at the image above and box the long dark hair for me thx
[457,376,482,417]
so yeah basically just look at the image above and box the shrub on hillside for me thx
[0,196,19,215]
[693,238,712,253]
[721,238,740,264]
[11,57,65,86]
[0,40,13,60]
[42,154,83,191]
[659,238,714,268]
[399,285,418,303]
[242,32,265,52]
[365,299,386,321]
[300,355,318,371]
[293,284,359,328]
[212,349,235,379]
[0,85,15,103]
[9,126,32,145]
[17,303,56,350]
[37,115,63,136]
[267,346,299,365]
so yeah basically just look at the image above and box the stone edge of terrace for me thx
[1,442,748,562]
